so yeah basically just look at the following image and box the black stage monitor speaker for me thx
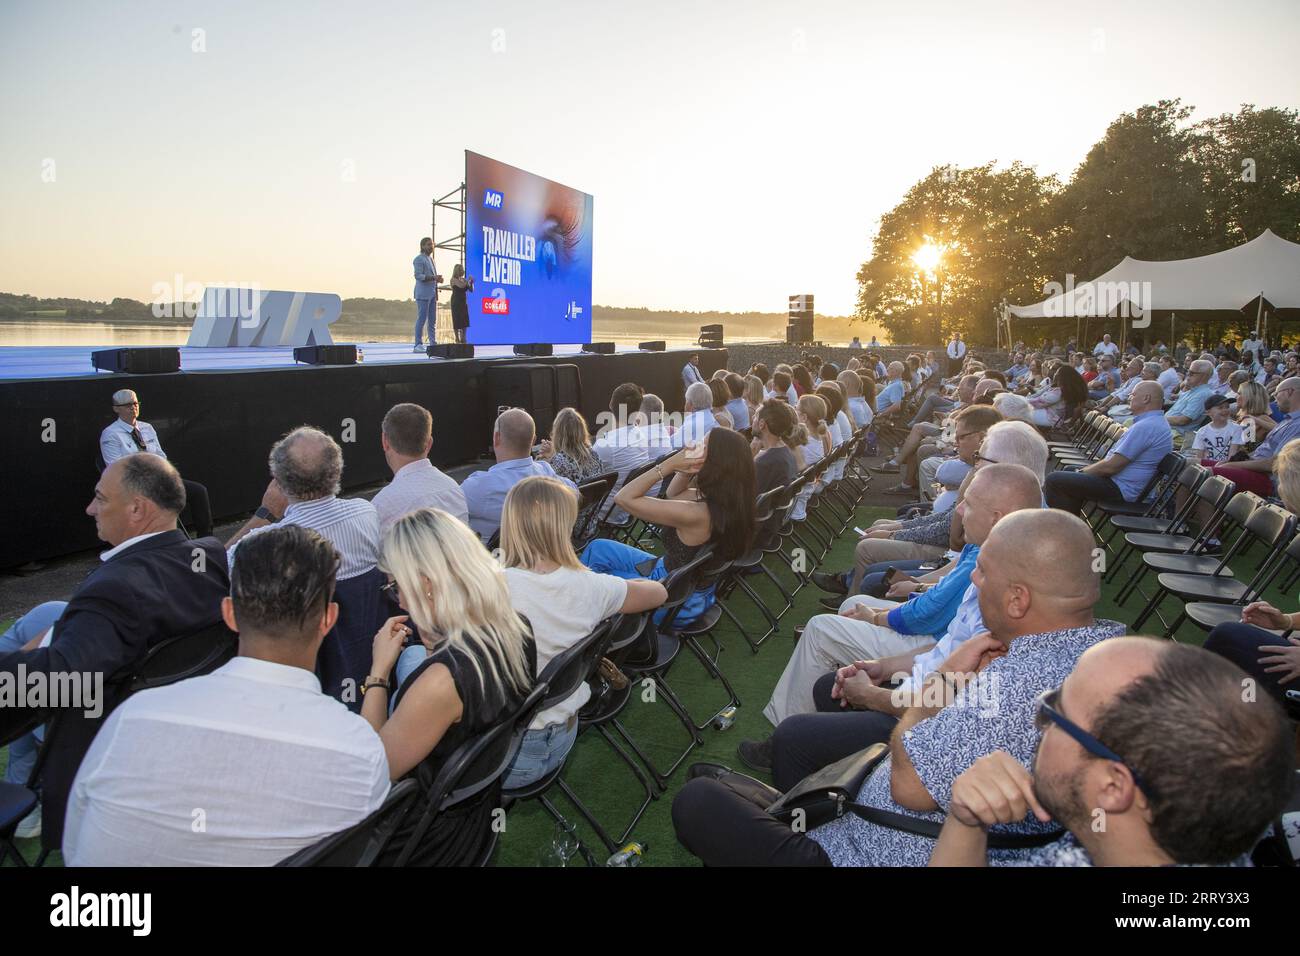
[639,341,666,351]
[293,344,358,365]
[698,324,723,348]
[514,343,553,357]
[554,363,582,412]
[427,343,475,359]
[582,342,615,354]
[700,324,723,335]
[485,363,557,437]
[91,347,181,375]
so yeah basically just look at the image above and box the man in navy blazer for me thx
[0,454,229,851]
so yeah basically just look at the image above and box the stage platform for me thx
[0,341,628,382]
[0,342,727,568]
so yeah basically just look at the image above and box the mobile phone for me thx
[853,526,867,537]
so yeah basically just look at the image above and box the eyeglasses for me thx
[974,452,1000,465]
[113,401,140,408]
[1035,686,1152,798]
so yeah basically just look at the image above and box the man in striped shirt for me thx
[226,426,380,580]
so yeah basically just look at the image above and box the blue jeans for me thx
[581,538,714,626]
[1,601,66,786]
[413,297,435,345]
[502,719,579,790]
[854,558,930,598]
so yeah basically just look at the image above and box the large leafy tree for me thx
[854,162,1058,345]
[1193,104,1300,246]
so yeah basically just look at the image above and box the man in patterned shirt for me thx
[930,638,1294,866]
[672,509,1125,866]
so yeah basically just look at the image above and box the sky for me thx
[1,0,1297,316]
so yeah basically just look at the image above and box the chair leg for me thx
[1131,585,1168,631]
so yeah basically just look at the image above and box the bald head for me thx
[1276,377,1300,413]
[976,509,1099,641]
[1128,381,1164,413]
[494,408,537,459]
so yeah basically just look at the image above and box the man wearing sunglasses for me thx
[931,638,1295,866]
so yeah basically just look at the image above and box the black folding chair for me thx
[276,779,422,867]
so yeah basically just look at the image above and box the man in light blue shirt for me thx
[412,237,441,351]
[875,362,907,414]
[681,354,704,390]
[1207,376,1300,499]
[461,409,575,541]
[1165,359,1214,440]
[1045,382,1171,515]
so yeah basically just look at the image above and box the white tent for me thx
[1009,230,1300,321]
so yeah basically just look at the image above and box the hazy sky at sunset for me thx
[2,0,1297,315]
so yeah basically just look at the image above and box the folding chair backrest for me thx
[535,616,617,711]
[1240,506,1299,601]
[276,778,421,867]
[128,621,238,695]
[394,680,551,867]
[655,548,714,630]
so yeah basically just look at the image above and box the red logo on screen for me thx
[482,296,510,315]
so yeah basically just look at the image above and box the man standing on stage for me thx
[412,237,442,352]
[946,332,966,376]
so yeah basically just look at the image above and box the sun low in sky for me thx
[1,0,1297,316]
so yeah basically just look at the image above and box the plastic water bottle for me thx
[712,706,738,730]
[866,430,878,456]
[606,842,645,867]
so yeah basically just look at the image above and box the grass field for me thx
[2,491,1281,867]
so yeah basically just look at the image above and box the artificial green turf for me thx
[2,498,1291,867]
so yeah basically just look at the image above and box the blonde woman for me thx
[539,407,603,484]
[1235,380,1276,441]
[498,477,667,788]
[743,374,766,422]
[363,507,535,865]
[791,394,832,521]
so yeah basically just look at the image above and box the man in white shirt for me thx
[226,426,380,580]
[946,334,967,376]
[64,525,390,866]
[99,388,213,537]
[673,381,720,448]
[462,408,573,541]
[592,383,651,504]
[1156,357,1182,404]
[371,403,468,533]
[1241,332,1263,363]
[1209,361,1237,397]
[1093,334,1120,358]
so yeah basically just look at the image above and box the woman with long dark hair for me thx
[1030,364,1088,427]
[791,364,815,398]
[581,427,756,623]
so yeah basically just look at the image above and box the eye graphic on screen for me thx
[536,188,586,281]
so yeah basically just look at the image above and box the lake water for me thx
[0,320,704,350]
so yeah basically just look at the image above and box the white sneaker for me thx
[413,344,425,352]
[14,806,40,840]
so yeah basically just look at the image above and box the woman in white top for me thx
[792,394,831,521]
[817,382,852,482]
[498,476,666,789]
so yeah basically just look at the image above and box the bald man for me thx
[1044,381,1172,515]
[932,638,1295,866]
[672,509,1125,867]
[461,408,575,541]
[757,464,1044,735]
[1164,358,1215,440]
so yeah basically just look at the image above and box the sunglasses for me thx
[1035,686,1152,798]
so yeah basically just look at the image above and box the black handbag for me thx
[763,743,1065,850]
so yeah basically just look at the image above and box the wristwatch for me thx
[254,505,278,522]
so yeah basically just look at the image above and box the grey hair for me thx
[117,453,186,514]
[991,392,1033,423]
[269,426,343,500]
[1143,362,1161,377]
[983,420,1049,483]
[685,382,713,412]
[640,393,664,416]
[111,388,137,406]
